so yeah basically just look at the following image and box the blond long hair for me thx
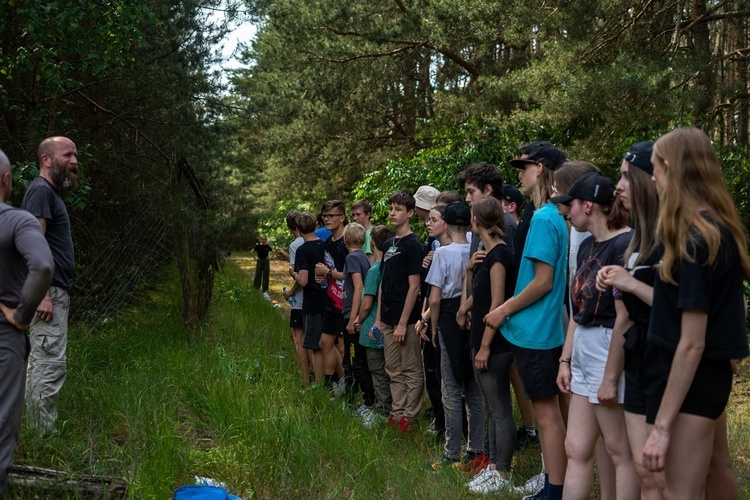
[654,127,750,284]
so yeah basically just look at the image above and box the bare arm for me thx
[429,286,442,343]
[597,265,654,306]
[484,260,554,329]
[346,273,365,333]
[393,274,420,343]
[295,269,309,288]
[643,308,707,472]
[359,294,375,323]
[556,314,578,394]
[597,299,634,404]
[475,262,506,372]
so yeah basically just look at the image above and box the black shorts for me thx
[644,343,732,423]
[510,343,562,401]
[302,313,324,350]
[624,370,647,416]
[289,309,303,329]
[322,308,345,336]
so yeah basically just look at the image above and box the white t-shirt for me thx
[289,236,304,310]
[425,242,470,299]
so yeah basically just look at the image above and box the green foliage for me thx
[353,119,522,223]
[227,0,750,242]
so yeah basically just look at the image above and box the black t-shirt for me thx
[470,243,516,352]
[21,176,74,288]
[295,239,327,314]
[324,235,348,272]
[254,244,272,260]
[648,224,749,360]
[620,243,662,326]
[380,233,423,325]
[513,201,536,271]
[571,231,632,328]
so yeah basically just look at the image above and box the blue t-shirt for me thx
[501,203,568,349]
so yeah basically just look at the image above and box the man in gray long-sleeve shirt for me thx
[0,148,54,497]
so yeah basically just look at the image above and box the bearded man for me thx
[21,136,79,433]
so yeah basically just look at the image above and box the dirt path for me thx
[228,254,295,311]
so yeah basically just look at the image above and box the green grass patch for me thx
[10,260,749,498]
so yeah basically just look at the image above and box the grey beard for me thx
[50,164,78,196]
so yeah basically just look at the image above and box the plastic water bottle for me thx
[371,325,384,349]
[282,287,297,307]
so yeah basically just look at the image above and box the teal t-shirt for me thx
[359,262,382,349]
[501,203,568,349]
[364,226,373,257]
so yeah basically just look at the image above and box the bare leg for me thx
[533,395,568,487]
[320,333,343,379]
[595,436,616,500]
[706,412,738,500]
[595,404,640,500]
[624,411,664,499]
[291,326,309,386]
[661,414,714,500]
[562,394,599,499]
[311,349,325,384]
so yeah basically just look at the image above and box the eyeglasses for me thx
[322,213,344,219]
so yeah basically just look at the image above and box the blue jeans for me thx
[473,349,515,471]
[440,330,484,459]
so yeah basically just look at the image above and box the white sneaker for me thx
[465,465,493,488]
[354,405,370,417]
[514,472,545,496]
[361,410,382,429]
[332,379,346,397]
[469,470,511,494]
[262,292,271,300]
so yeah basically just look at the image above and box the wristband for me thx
[559,357,571,364]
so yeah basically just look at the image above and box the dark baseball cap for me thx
[550,171,615,206]
[502,184,524,207]
[509,145,568,171]
[624,141,654,175]
[444,201,472,226]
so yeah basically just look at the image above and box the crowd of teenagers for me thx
[274,127,747,500]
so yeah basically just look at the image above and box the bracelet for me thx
[327,268,332,278]
[559,357,571,364]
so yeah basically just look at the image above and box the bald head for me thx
[37,136,79,193]
[38,136,76,165]
[0,148,11,202]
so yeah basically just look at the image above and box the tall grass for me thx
[10,260,749,498]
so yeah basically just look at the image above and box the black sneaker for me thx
[516,426,540,450]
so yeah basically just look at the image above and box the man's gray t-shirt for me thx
[342,249,371,319]
[21,177,74,289]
